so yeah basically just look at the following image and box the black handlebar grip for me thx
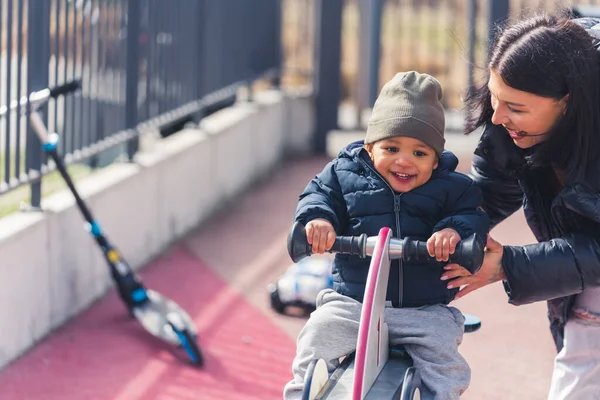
[287,222,312,263]
[49,80,82,98]
[287,222,368,263]
[401,240,431,264]
[402,233,485,273]
[330,234,367,258]
[451,234,485,273]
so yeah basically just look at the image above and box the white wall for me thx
[0,88,314,369]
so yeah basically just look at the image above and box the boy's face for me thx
[366,136,438,193]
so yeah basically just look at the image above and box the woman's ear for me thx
[559,94,569,116]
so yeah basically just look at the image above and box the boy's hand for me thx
[427,228,461,262]
[305,218,336,254]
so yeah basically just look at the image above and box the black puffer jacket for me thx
[471,123,600,351]
[295,141,489,308]
[471,17,600,352]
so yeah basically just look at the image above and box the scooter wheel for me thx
[400,367,421,400]
[175,328,204,367]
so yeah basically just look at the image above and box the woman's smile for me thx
[505,128,527,141]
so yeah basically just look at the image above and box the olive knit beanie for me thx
[365,71,445,156]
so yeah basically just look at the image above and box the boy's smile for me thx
[366,137,438,193]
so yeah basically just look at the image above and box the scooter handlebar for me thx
[49,80,82,99]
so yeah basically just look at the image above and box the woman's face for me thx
[488,69,568,149]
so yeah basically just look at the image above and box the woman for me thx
[443,13,600,399]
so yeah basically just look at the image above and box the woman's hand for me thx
[440,234,507,300]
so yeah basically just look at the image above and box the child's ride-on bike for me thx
[287,222,484,400]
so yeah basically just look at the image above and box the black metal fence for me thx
[0,0,281,207]
[291,0,600,149]
[3,0,600,208]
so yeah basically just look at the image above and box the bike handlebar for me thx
[287,222,485,273]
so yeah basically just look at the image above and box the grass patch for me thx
[0,150,92,218]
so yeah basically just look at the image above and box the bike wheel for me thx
[302,359,328,400]
[400,367,421,400]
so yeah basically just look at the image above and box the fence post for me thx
[356,0,383,119]
[488,0,510,54]
[467,0,477,94]
[313,0,343,154]
[26,0,51,209]
[126,0,140,160]
[273,0,283,88]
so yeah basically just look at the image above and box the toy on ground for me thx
[269,254,334,314]
[287,222,484,400]
[0,81,203,366]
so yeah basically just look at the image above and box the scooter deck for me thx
[318,355,412,399]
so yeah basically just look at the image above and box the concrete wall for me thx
[0,88,314,369]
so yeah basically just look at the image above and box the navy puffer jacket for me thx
[294,141,489,307]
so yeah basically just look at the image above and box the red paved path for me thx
[0,152,557,399]
[0,246,295,400]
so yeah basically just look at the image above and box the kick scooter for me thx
[0,81,204,366]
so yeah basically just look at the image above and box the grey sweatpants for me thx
[283,289,470,400]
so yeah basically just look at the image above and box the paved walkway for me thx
[0,135,557,399]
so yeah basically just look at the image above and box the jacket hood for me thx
[339,140,458,174]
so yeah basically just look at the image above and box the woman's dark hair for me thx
[464,13,600,185]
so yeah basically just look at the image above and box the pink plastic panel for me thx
[352,227,392,400]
